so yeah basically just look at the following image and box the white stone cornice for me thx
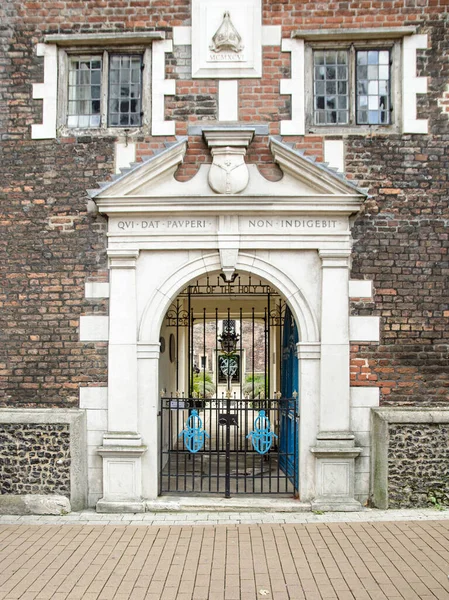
[93,138,187,202]
[296,342,321,360]
[269,137,365,198]
[92,135,364,217]
[292,26,416,41]
[137,343,161,360]
[44,32,165,46]
[319,249,352,268]
[203,128,255,148]
[107,249,139,269]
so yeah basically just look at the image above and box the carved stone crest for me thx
[208,148,248,194]
[210,11,244,54]
[203,129,255,195]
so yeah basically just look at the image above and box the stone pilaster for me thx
[312,249,361,511]
[137,342,161,501]
[296,342,320,503]
[97,249,146,513]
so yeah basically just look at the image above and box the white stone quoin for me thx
[90,131,368,512]
[32,44,58,139]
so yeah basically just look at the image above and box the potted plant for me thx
[191,371,215,408]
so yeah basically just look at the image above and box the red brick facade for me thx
[0,0,448,409]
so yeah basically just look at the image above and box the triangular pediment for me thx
[91,135,366,214]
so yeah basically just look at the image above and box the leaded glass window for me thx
[108,55,142,127]
[67,57,102,128]
[356,50,390,125]
[313,50,349,125]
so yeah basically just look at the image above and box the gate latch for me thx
[218,413,239,427]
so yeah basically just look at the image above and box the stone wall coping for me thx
[372,407,449,423]
[292,26,416,41]
[371,407,449,510]
[0,409,87,511]
[0,408,85,422]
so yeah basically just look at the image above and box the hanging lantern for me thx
[218,328,239,353]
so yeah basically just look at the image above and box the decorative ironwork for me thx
[160,396,298,495]
[179,409,210,454]
[159,276,298,496]
[247,410,278,455]
[177,275,280,297]
[218,354,240,383]
[269,299,286,326]
[165,300,189,327]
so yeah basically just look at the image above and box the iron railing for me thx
[159,396,299,497]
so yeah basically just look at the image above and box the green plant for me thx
[192,371,215,399]
[428,489,448,511]
[243,373,266,399]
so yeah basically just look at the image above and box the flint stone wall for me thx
[388,423,449,508]
[0,423,71,496]
[0,410,87,510]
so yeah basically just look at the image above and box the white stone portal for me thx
[91,134,375,512]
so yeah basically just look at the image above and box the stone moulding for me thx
[371,407,449,509]
[0,409,87,512]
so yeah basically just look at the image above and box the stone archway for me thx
[136,250,320,502]
[93,134,366,513]
[139,252,319,344]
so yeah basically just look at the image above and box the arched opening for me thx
[157,270,300,498]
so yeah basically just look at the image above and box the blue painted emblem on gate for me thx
[247,410,278,455]
[179,409,210,453]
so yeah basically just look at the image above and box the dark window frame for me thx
[107,53,143,128]
[306,39,400,134]
[59,46,150,134]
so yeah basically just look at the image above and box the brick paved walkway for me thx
[1,520,449,600]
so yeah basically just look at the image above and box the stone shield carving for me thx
[210,11,244,54]
[208,148,249,194]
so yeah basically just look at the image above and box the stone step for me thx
[144,496,311,513]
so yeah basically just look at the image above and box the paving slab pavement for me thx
[1,508,449,526]
[1,512,449,599]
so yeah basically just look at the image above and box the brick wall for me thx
[0,0,448,409]
[0,138,111,406]
[348,16,449,404]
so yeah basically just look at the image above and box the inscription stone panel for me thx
[192,0,262,78]
[110,215,347,235]
[240,217,345,232]
[111,217,217,233]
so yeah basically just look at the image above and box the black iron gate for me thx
[159,276,299,497]
[160,395,298,495]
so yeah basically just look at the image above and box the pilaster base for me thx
[311,432,362,512]
[96,432,147,512]
[96,500,146,514]
[311,498,362,512]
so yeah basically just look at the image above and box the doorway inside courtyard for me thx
[158,272,300,498]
